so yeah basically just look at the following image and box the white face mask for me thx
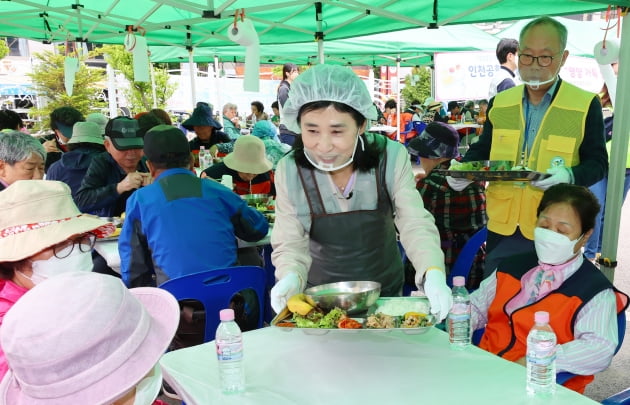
[519,60,562,91]
[534,227,583,265]
[21,247,93,285]
[303,132,363,172]
[132,364,163,405]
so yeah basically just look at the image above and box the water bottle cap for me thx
[453,276,466,287]
[220,308,235,321]
[534,311,549,324]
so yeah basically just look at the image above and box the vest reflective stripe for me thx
[486,82,593,239]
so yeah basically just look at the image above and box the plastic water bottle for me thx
[447,276,471,349]
[198,146,209,169]
[216,308,245,394]
[526,311,557,396]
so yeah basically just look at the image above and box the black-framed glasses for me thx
[52,233,96,259]
[518,53,561,67]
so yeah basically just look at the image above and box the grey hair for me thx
[222,103,238,114]
[0,131,46,165]
[520,16,568,52]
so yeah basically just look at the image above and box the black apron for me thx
[296,148,403,296]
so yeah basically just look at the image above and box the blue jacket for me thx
[119,168,269,287]
[46,146,104,202]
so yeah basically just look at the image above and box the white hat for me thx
[224,135,273,174]
[0,180,114,262]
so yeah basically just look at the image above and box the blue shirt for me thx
[119,168,268,287]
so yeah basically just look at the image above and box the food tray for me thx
[437,169,551,182]
[271,296,436,335]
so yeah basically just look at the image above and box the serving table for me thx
[159,326,597,405]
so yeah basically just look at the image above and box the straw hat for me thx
[224,135,273,174]
[68,121,104,145]
[0,271,180,404]
[0,180,114,262]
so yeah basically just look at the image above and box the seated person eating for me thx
[471,183,628,393]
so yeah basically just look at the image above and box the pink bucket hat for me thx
[0,272,180,404]
[0,180,114,262]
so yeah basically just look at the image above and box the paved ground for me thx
[584,197,630,402]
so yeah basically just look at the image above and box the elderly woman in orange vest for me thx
[470,184,628,394]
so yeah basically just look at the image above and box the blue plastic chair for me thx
[159,266,267,342]
[447,226,487,288]
[400,120,414,144]
[413,121,427,135]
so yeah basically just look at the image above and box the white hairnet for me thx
[282,64,378,133]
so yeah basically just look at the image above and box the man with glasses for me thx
[448,16,607,277]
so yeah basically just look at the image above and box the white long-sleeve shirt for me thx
[270,135,444,288]
[470,256,618,375]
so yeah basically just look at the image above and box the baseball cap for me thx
[105,117,143,150]
[144,125,190,163]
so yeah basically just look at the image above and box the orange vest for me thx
[479,252,627,393]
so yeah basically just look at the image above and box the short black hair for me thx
[251,101,264,113]
[50,106,84,130]
[0,110,23,131]
[447,101,460,111]
[537,184,600,234]
[384,99,396,109]
[496,38,519,64]
[271,101,279,109]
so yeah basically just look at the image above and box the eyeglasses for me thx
[518,52,561,67]
[52,233,96,259]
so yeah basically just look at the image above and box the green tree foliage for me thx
[401,66,432,107]
[101,44,176,114]
[27,46,105,131]
[0,38,8,60]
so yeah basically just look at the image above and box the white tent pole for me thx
[214,55,222,118]
[106,63,117,118]
[150,62,158,108]
[396,55,401,142]
[188,49,197,109]
[600,15,630,281]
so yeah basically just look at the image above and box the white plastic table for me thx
[160,327,597,405]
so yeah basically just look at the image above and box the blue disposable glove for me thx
[531,166,572,190]
[416,269,452,322]
[270,273,302,314]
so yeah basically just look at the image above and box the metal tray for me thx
[271,296,436,335]
[437,169,551,182]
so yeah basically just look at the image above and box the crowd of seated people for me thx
[0,41,625,401]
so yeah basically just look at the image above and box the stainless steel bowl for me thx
[241,194,270,206]
[305,281,381,315]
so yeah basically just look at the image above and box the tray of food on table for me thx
[99,214,124,240]
[436,160,551,182]
[241,194,275,223]
[271,281,436,335]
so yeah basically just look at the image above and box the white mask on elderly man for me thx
[132,364,163,405]
[303,132,363,172]
[21,247,94,285]
[534,227,583,265]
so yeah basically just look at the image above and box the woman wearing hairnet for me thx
[269,64,452,321]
